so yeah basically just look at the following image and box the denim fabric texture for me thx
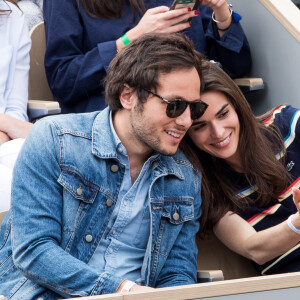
[88,112,158,282]
[0,108,202,299]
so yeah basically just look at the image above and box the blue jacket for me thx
[43,0,251,113]
[0,108,202,299]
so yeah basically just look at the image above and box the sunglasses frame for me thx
[142,88,208,120]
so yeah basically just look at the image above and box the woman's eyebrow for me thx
[216,104,229,116]
[192,103,229,127]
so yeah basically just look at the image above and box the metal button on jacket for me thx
[85,234,93,243]
[111,165,119,172]
[76,185,82,196]
[106,199,112,207]
[173,208,180,221]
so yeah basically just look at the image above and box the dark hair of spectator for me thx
[181,61,291,236]
[104,33,203,113]
[77,0,146,19]
[0,0,19,14]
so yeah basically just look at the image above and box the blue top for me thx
[232,106,300,275]
[43,0,252,113]
[89,112,158,283]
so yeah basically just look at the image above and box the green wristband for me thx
[121,33,130,46]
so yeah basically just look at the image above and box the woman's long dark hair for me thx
[77,0,146,19]
[182,60,291,236]
[0,0,18,14]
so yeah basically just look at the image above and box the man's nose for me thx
[174,106,193,129]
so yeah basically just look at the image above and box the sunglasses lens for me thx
[166,100,188,118]
[190,102,208,120]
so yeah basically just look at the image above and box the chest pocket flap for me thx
[58,169,98,203]
[162,198,194,225]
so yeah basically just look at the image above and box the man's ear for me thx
[119,84,135,109]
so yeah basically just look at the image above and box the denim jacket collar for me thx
[91,108,188,180]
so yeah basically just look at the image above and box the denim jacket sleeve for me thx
[11,118,123,297]
[154,172,202,287]
[43,0,116,106]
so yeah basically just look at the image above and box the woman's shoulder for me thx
[271,105,300,141]
[263,105,298,126]
[274,105,299,126]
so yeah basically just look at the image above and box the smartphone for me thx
[170,0,201,11]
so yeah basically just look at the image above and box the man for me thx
[0,33,206,299]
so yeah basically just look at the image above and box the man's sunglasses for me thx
[143,89,208,120]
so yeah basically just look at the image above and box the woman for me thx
[44,0,251,113]
[0,0,32,211]
[184,60,300,275]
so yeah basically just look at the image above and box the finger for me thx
[146,6,170,15]
[163,7,194,20]
[165,10,198,28]
[292,187,300,213]
[164,21,192,33]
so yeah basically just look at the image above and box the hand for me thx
[117,6,199,51]
[130,284,154,292]
[116,280,154,293]
[291,187,300,228]
[133,6,197,34]
[0,131,10,144]
[0,114,32,140]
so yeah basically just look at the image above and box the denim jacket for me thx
[0,108,201,299]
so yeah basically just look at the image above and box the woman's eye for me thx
[193,123,206,131]
[219,110,229,118]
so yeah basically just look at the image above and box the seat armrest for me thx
[234,78,265,94]
[0,211,8,226]
[27,100,61,121]
[197,270,224,283]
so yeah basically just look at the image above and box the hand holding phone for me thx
[170,0,201,11]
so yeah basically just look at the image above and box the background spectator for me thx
[44,0,252,114]
[0,0,32,211]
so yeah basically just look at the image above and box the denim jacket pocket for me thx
[58,169,98,203]
[161,198,194,225]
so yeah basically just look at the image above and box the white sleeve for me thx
[5,4,31,122]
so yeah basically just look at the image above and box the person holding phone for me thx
[43,0,251,114]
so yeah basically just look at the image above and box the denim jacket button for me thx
[85,234,93,243]
[110,165,119,172]
[173,212,180,221]
[76,186,82,196]
[106,199,112,207]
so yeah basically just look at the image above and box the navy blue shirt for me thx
[43,0,251,113]
[233,106,300,275]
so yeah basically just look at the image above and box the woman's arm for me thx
[200,0,252,78]
[214,188,300,265]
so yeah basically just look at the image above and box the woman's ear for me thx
[119,84,135,110]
